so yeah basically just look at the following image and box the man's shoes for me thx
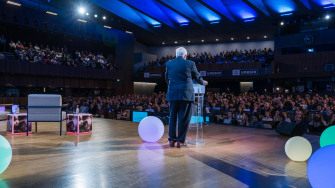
[169,141,176,147]
[176,142,187,148]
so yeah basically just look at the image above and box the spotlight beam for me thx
[197,0,236,22]
[157,0,203,25]
[120,0,175,28]
[242,0,270,16]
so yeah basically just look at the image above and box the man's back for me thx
[165,56,203,102]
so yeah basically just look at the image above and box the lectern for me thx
[187,84,205,146]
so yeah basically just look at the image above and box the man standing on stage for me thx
[165,47,208,148]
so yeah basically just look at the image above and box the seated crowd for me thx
[144,48,274,68]
[63,91,335,134]
[7,40,116,71]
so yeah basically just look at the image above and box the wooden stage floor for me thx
[0,119,319,188]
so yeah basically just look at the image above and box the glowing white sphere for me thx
[285,136,312,162]
[138,116,164,142]
[308,145,335,188]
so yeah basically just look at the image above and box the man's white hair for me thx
[176,47,187,57]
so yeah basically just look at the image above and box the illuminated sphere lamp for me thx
[307,145,335,188]
[138,116,164,142]
[285,136,312,162]
[320,125,335,147]
[0,135,12,174]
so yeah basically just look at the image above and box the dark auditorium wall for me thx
[112,30,135,95]
[0,2,135,95]
[274,28,335,77]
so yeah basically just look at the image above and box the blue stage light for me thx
[201,0,236,21]
[280,12,293,16]
[139,13,161,26]
[221,0,257,20]
[247,0,270,15]
[183,0,221,22]
[323,4,335,9]
[180,22,189,27]
[160,0,202,24]
[123,0,175,27]
[312,0,335,6]
[155,2,189,25]
[264,0,296,13]
[92,0,154,30]
[210,20,220,24]
[244,18,255,22]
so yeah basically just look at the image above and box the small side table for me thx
[7,113,32,135]
[66,113,93,135]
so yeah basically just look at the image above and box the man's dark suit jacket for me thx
[165,56,204,102]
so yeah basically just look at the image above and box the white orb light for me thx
[308,145,335,188]
[285,136,312,162]
[138,116,164,142]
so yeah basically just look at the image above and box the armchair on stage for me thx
[187,84,206,146]
[27,94,63,136]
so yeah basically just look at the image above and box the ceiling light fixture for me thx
[6,1,21,6]
[77,19,87,23]
[46,11,58,16]
[244,18,255,22]
[78,6,86,15]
